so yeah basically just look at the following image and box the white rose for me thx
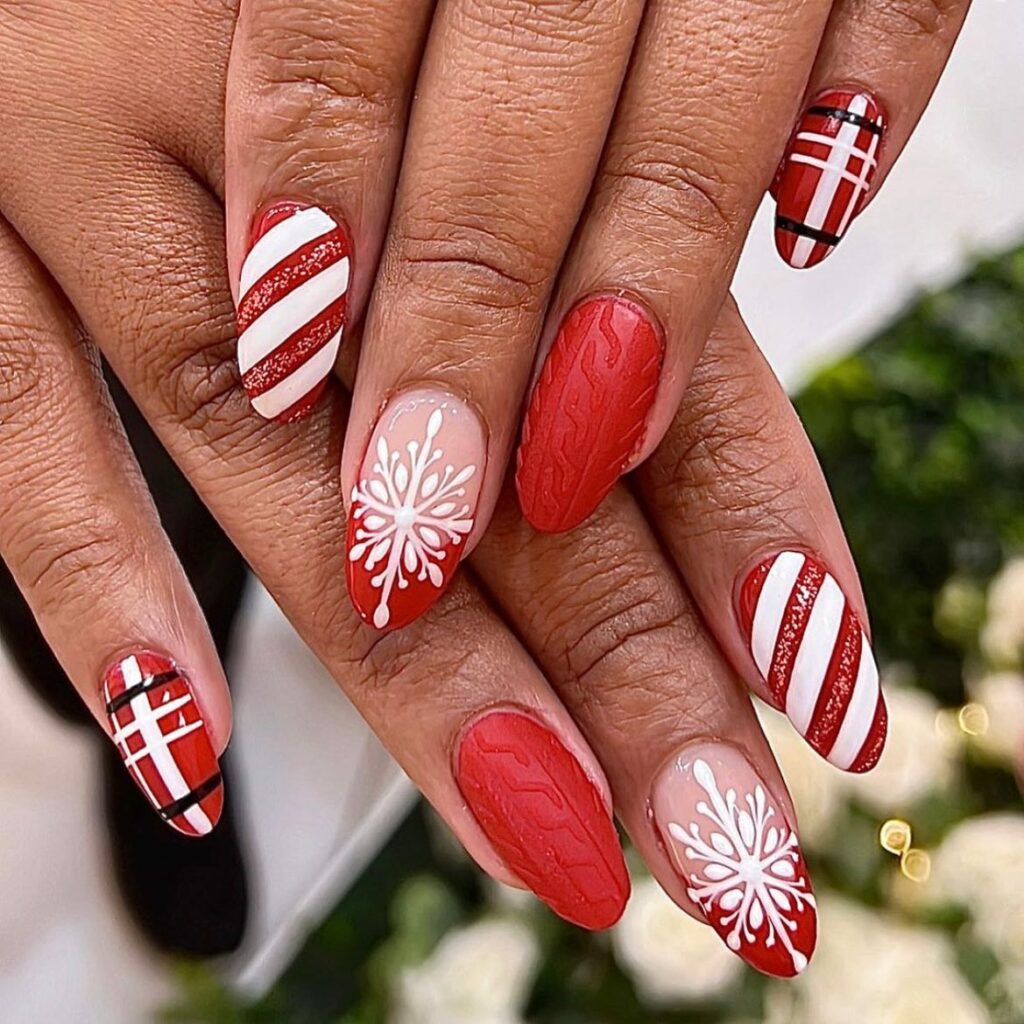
[932,814,1024,965]
[845,687,956,814]
[967,671,1024,765]
[757,702,843,850]
[611,877,742,1006]
[981,558,1024,668]
[790,896,987,1024]
[390,918,539,1024]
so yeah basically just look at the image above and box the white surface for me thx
[0,2,1022,1017]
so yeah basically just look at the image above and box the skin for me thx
[0,0,970,945]
[226,0,971,560]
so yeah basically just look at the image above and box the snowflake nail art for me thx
[347,391,483,631]
[654,748,817,977]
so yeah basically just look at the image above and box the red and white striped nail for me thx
[103,651,223,837]
[652,743,817,977]
[773,89,885,269]
[236,202,351,422]
[347,389,484,631]
[738,551,887,772]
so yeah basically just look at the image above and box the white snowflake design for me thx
[349,407,476,629]
[668,759,815,973]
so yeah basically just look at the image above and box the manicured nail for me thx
[773,89,885,269]
[103,652,223,837]
[516,295,663,533]
[236,202,350,422]
[456,710,630,930]
[347,389,483,630]
[652,743,816,977]
[738,551,887,772]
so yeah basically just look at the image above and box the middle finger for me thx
[340,0,647,629]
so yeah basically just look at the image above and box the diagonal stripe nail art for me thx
[738,551,887,772]
[236,202,350,422]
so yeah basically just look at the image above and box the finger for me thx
[640,298,886,773]
[514,0,835,532]
[340,0,647,629]
[0,2,630,923]
[0,220,230,837]
[473,483,818,978]
[772,0,972,268]
[225,0,435,421]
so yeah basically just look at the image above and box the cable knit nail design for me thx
[347,390,483,631]
[738,551,887,772]
[236,202,350,422]
[456,711,630,930]
[653,744,816,977]
[773,90,885,269]
[103,652,223,837]
[516,295,663,533]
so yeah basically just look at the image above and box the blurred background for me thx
[1,3,1022,1022]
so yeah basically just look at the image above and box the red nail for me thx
[738,551,887,772]
[347,390,484,631]
[516,295,663,533]
[653,744,817,977]
[456,710,630,930]
[773,90,885,269]
[103,652,223,837]
[236,202,350,422]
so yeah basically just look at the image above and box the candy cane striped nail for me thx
[773,90,884,270]
[103,652,223,837]
[236,202,350,422]
[738,552,887,773]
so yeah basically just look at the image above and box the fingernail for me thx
[456,710,630,930]
[738,551,887,772]
[773,89,885,269]
[652,742,817,977]
[347,389,484,631]
[236,202,351,422]
[516,295,663,533]
[102,652,223,837]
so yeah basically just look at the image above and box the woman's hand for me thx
[2,0,887,976]
[224,0,971,629]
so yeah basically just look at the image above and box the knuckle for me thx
[601,141,735,247]
[244,2,405,143]
[393,211,548,316]
[869,0,963,38]
[21,517,136,620]
[0,320,48,416]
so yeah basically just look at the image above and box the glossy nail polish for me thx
[738,551,887,772]
[236,202,350,422]
[347,389,483,630]
[773,90,885,269]
[103,652,223,837]
[652,743,816,977]
[456,710,630,930]
[516,295,663,533]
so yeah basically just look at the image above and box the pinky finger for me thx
[772,0,972,268]
[0,222,231,836]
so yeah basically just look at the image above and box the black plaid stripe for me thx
[105,670,181,715]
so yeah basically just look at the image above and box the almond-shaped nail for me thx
[236,202,350,422]
[516,295,663,533]
[652,743,816,977]
[738,551,887,772]
[456,710,630,930]
[347,389,483,631]
[103,652,223,837]
[774,89,885,269]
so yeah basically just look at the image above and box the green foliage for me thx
[165,245,1024,1023]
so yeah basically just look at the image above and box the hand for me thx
[224,0,971,630]
[1,0,886,976]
